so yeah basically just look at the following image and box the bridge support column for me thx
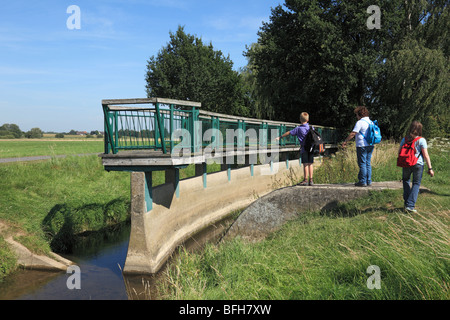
[165,168,180,198]
[126,172,154,273]
[221,163,231,181]
[195,162,207,188]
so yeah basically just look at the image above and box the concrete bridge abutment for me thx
[123,160,304,274]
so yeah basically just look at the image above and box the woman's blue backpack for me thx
[363,119,382,145]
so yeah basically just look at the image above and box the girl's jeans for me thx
[402,164,424,209]
[356,146,374,185]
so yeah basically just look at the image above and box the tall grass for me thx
[161,205,448,300]
[314,141,400,184]
[158,141,449,300]
[0,237,16,280]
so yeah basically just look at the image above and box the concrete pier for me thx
[123,160,303,274]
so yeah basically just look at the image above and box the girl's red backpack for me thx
[397,136,421,168]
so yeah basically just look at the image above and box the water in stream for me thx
[0,218,232,300]
[0,223,159,300]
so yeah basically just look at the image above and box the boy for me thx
[276,112,314,185]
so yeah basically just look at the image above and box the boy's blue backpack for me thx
[362,119,382,145]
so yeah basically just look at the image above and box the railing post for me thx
[280,124,286,147]
[102,104,111,154]
[237,120,244,149]
[190,107,201,154]
[114,111,119,151]
[170,104,174,153]
[102,104,117,154]
[155,113,160,150]
[154,102,166,154]
[213,116,220,150]
[190,108,195,154]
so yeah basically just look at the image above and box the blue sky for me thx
[0,0,282,132]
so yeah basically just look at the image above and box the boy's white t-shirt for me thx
[352,117,371,147]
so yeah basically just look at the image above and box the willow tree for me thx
[375,1,449,138]
[245,0,449,137]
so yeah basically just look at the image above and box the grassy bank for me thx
[0,155,131,280]
[0,142,221,281]
[159,142,449,300]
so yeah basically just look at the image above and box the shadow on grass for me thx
[41,198,130,253]
[319,189,405,218]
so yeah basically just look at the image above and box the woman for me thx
[342,106,374,187]
[399,121,434,213]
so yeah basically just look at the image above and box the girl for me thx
[399,121,434,212]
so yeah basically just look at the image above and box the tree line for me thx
[145,0,449,139]
[0,124,44,139]
[0,124,103,139]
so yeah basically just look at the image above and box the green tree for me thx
[146,26,249,116]
[373,1,449,138]
[240,44,275,120]
[0,123,23,138]
[245,0,448,137]
[245,0,403,128]
[377,39,449,138]
[25,128,43,139]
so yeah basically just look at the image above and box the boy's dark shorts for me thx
[301,151,314,164]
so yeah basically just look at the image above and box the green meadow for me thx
[0,138,103,158]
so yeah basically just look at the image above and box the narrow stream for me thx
[0,218,233,300]
[0,224,152,300]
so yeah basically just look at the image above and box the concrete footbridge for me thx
[99,98,341,274]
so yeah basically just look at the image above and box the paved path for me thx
[0,153,101,163]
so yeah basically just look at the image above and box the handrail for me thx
[102,98,339,155]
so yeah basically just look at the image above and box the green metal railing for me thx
[102,98,339,155]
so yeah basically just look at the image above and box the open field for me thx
[0,139,104,158]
